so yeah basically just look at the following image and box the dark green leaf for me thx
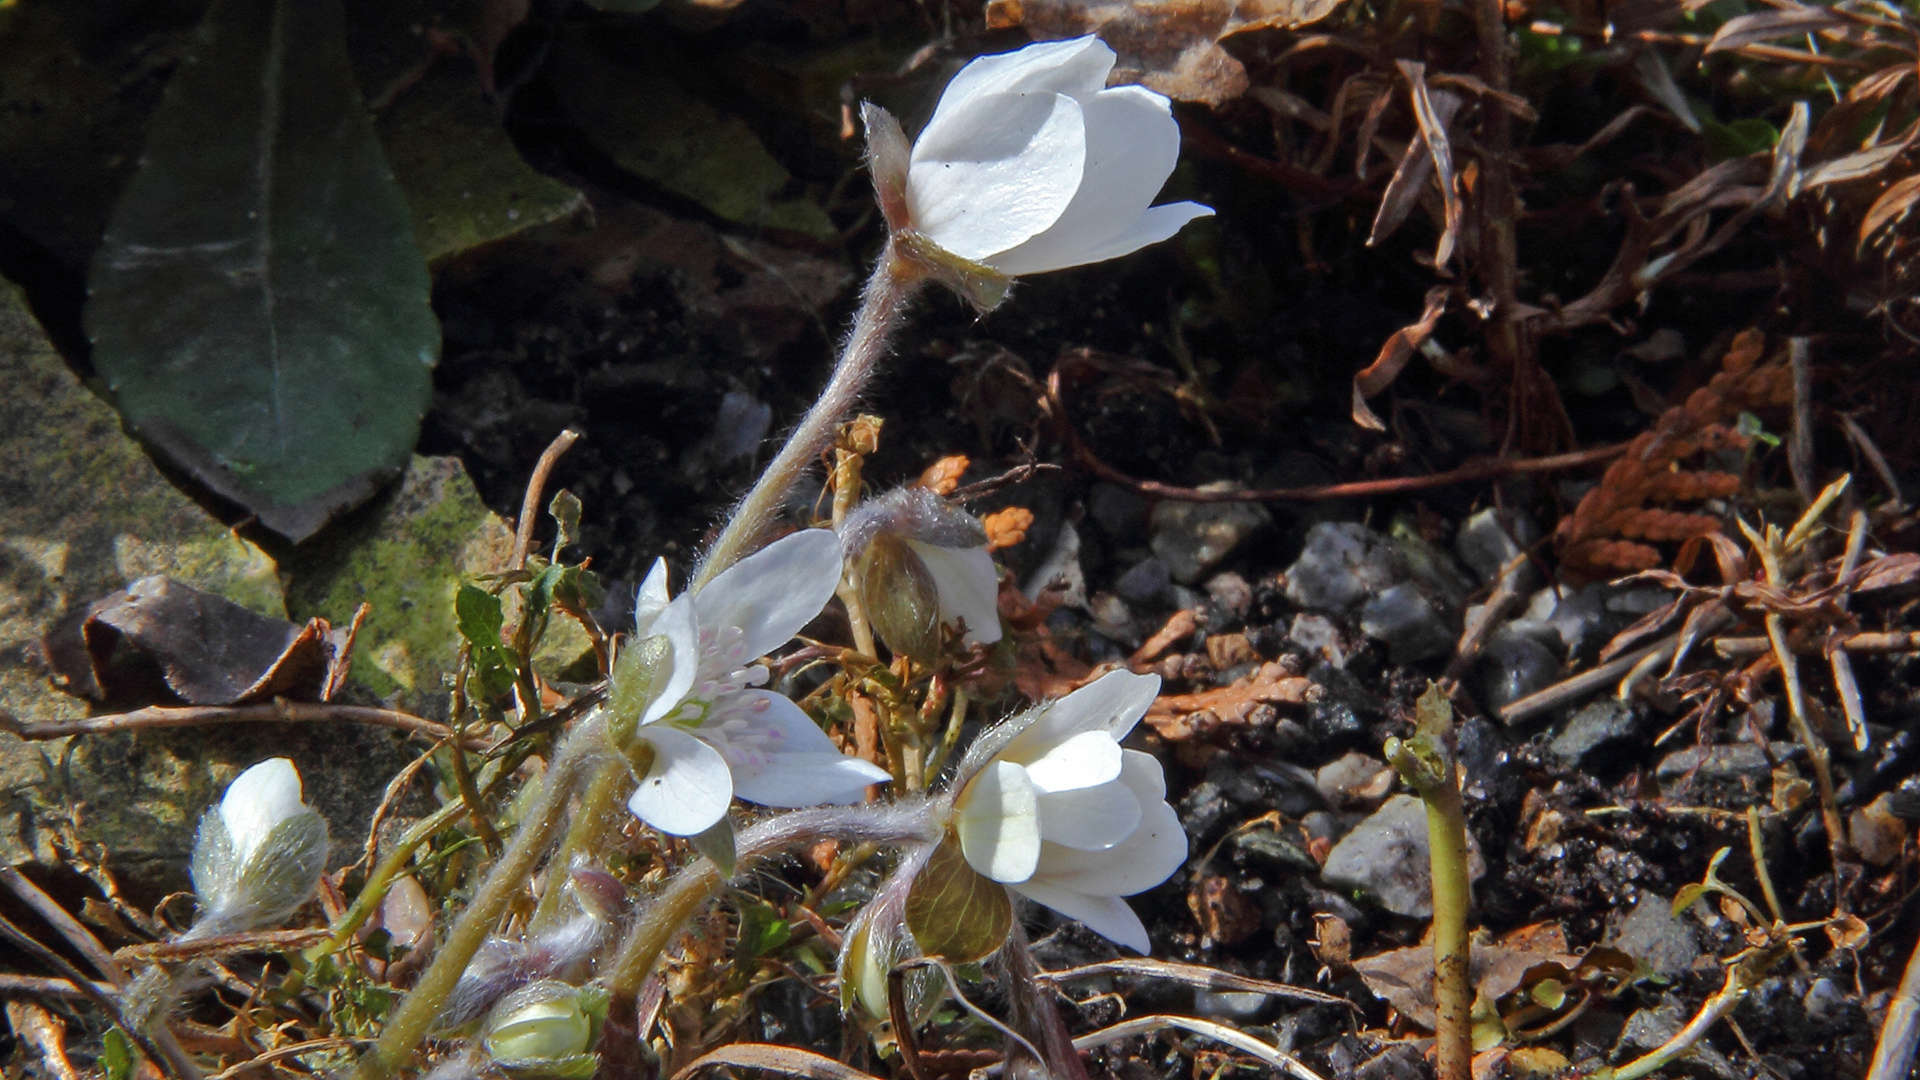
[456,585,518,698]
[86,0,440,541]
[906,834,1012,964]
[549,490,583,556]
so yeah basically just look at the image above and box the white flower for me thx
[896,36,1212,278]
[189,757,328,935]
[951,669,1186,952]
[220,758,308,866]
[617,529,893,837]
[906,539,1001,648]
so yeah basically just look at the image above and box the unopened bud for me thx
[857,532,940,664]
[189,758,328,936]
[484,980,607,1080]
[841,489,1003,663]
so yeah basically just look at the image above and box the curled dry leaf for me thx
[1353,924,1582,1031]
[46,576,353,707]
[1144,661,1314,739]
[984,0,1348,106]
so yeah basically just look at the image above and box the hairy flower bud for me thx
[189,758,328,936]
[483,980,607,1080]
[841,488,1002,664]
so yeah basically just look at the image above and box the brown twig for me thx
[116,929,330,965]
[205,1038,364,1080]
[0,974,117,998]
[0,911,191,1080]
[0,865,130,983]
[1714,629,1920,658]
[0,701,485,751]
[6,1001,82,1080]
[511,428,583,571]
[1045,367,1624,503]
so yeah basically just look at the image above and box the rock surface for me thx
[1320,794,1486,917]
[1150,486,1272,585]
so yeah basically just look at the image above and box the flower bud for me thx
[841,488,1002,664]
[483,980,607,1080]
[189,758,328,936]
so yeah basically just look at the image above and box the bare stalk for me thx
[693,249,924,588]
[1868,927,1920,1080]
[1384,686,1471,1080]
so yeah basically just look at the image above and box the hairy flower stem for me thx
[1384,686,1471,1080]
[528,760,631,934]
[353,723,604,1080]
[693,249,924,589]
[602,802,940,999]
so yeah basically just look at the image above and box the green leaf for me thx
[85,0,440,542]
[735,895,792,966]
[1672,882,1712,914]
[549,490,584,556]
[102,1027,136,1080]
[905,834,1013,964]
[456,585,518,699]
[693,815,738,879]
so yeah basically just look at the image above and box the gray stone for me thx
[1284,522,1403,612]
[1618,1000,1736,1079]
[1386,527,1476,607]
[1022,522,1087,609]
[1115,557,1172,604]
[1454,507,1540,587]
[1203,572,1253,619]
[1320,794,1486,917]
[1481,626,1562,711]
[1149,487,1272,585]
[1607,893,1700,979]
[1358,584,1456,664]
[1088,483,1149,545]
[1656,741,1803,791]
[1193,990,1268,1020]
[1288,613,1349,668]
[1552,699,1644,766]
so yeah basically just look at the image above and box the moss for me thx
[285,456,515,718]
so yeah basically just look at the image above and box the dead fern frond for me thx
[1556,330,1794,578]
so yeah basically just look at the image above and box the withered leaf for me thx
[1851,552,1920,593]
[1353,937,1580,1031]
[1861,173,1920,249]
[1704,6,1846,55]
[985,0,1347,106]
[51,576,347,706]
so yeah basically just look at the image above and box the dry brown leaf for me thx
[982,505,1035,550]
[1130,609,1199,667]
[1144,661,1313,738]
[1851,552,1920,592]
[1353,936,1580,1030]
[1861,173,1920,248]
[1704,5,1845,54]
[1350,286,1448,430]
[985,0,1347,106]
[917,454,970,495]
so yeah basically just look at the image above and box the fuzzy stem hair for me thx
[692,248,924,589]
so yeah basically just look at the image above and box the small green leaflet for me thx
[456,585,519,700]
[86,0,439,541]
[101,1027,136,1080]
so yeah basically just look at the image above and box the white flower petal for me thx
[626,725,734,837]
[639,595,700,726]
[929,36,1115,125]
[1117,748,1168,802]
[909,91,1087,263]
[1010,878,1150,953]
[1007,201,1213,275]
[1018,730,1123,793]
[634,558,671,637]
[954,760,1041,884]
[694,529,843,663]
[985,85,1183,276]
[904,540,1002,646]
[1034,797,1187,896]
[719,690,891,806]
[1003,669,1160,763]
[220,758,306,865]
[1036,779,1141,851]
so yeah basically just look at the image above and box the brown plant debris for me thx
[1554,331,1795,578]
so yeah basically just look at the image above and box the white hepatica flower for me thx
[902,36,1212,278]
[619,529,892,837]
[951,669,1186,952]
[190,757,328,934]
